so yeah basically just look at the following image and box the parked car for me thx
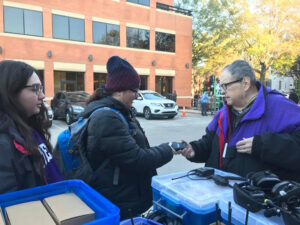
[44,102,53,127]
[132,90,178,119]
[51,91,90,124]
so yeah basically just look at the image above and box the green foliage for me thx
[296,80,300,98]
[242,0,300,82]
[177,0,300,84]
[290,57,300,80]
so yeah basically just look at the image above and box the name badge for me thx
[222,143,228,158]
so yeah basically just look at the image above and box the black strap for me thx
[87,107,130,185]
[113,167,120,186]
[93,158,110,180]
[93,160,120,186]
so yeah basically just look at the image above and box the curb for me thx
[178,109,201,114]
[178,109,215,116]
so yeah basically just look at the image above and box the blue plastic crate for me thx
[0,180,120,225]
[151,168,242,225]
[219,195,284,225]
[120,217,162,225]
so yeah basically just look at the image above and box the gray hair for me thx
[223,60,256,85]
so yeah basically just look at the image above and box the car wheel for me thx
[65,111,72,125]
[168,115,175,119]
[144,107,152,120]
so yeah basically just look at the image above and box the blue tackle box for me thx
[218,195,284,225]
[0,180,120,225]
[120,217,162,225]
[151,168,242,225]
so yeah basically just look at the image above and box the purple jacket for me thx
[190,82,300,180]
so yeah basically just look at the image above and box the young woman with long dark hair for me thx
[0,60,63,193]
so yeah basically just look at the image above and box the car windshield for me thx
[142,92,164,100]
[66,93,90,102]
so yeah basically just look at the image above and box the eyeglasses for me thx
[220,78,243,90]
[24,84,44,95]
[130,89,139,94]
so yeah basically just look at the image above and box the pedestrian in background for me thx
[178,60,300,182]
[0,60,63,194]
[289,88,299,104]
[200,90,210,116]
[193,92,200,108]
[172,90,177,102]
[82,56,174,220]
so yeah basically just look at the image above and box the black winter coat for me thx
[82,97,173,220]
[289,92,299,104]
[0,113,43,193]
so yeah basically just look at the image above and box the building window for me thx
[155,76,173,97]
[140,75,148,90]
[54,71,84,93]
[4,6,43,36]
[93,22,120,46]
[126,27,149,50]
[155,32,175,52]
[94,73,107,90]
[127,0,150,6]
[52,14,85,42]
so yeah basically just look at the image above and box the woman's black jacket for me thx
[0,112,43,193]
[82,97,173,220]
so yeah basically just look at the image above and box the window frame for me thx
[126,27,150,50]
[52,14,85,42]
[3,6,43,37]
[127,0,150,7]
[155,31,175,53]
[92,21,120,46]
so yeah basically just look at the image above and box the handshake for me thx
[168,142,187,151]
[168,141,195,159]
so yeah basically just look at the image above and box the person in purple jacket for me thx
[179,60,300,181]
[0,60,63,194]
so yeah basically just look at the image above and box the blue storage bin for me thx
[0,180,120,225]
[218,195,284,225]
[151,168,242,225]
[120,217,162,225]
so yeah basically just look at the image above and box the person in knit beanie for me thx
[105,56,141,92]
[80,56,174,220]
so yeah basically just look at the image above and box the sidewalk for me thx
[178,107,202,114]
[178,107,218,116]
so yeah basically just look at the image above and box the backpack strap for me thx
[87,106,129,185]
[88,107,130,130]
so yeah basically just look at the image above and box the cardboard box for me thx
[43,193,95,225]
[0,208,5,225]
[5,200,55,225]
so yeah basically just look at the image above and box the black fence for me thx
[156,2,192,16]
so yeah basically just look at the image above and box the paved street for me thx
[50,112,212,175]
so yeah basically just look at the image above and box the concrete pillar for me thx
[85,15,93,43]
[43,8,52,38]
[44,61,54,100]
[148,67,156,90]
[120,21,126,47]
[85,64,94,94]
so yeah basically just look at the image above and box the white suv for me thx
[132,90,178,119]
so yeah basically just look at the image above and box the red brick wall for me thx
[0,0,192,106]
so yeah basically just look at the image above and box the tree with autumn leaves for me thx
[176,0,300,84]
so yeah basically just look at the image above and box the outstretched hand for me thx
[236,137,254,154]
[177,140,195,159]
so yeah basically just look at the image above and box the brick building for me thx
[0,0,192,106]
